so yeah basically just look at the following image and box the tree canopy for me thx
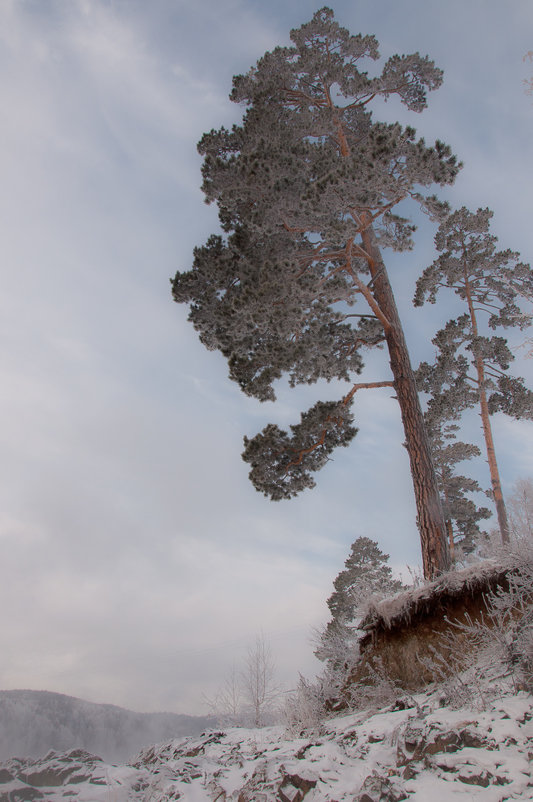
[173,7,462,577]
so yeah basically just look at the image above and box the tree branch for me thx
[342,380,395,404]
[344,238,392,330]
[284,380,394,472]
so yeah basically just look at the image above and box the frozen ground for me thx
[1,683,531,800]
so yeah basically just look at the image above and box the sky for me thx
[0,0,532,717]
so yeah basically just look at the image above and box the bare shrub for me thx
[203,663,245,726]
[508,477,533,541]
[203,634,282,727]
[346,657,416,712]
[418,633,492,709]
[283,675,327,736]
[243,634,280,727]
[420,542,533,705]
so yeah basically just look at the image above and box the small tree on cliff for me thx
[415,207,533,544]
[327,536,404,621]
[172,8,461,577]
[315,536,404,682]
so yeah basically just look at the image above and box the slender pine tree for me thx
[173,8,461,577]
[421,398,491,559]
[415,207,533,544]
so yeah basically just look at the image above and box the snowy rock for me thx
[0,748,146,801]
[278,767,318,801]
[357,773,408,801]
[395,719,494,765]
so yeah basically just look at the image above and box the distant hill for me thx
[0,689,214,762]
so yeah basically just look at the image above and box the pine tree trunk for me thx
[442,484,456,560]
[462,264,510,544]
[446,518,455,561]
[360,219,450,578]
[475,357,511,544]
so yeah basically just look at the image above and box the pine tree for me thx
[415,207,533,544]
[327,536,404,620]
[315,536,404,673]
[422,399,491,559]
[172,8,461,577]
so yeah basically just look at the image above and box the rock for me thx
[396,721,480,767]
[401,765,418,780]
[0,684,531,801]
[357,773,407,802]
[458,767,492,787]
[205,778,227,799]
[278,786,305,802]
[0,780,45,801]
[341,729,359,744]
[396,719,425,766]
[389,698,415,711]
[422,728,462,756]
[183,744,204,757]
[6,749,105,789]
[294,744,313,760]
[458,728,494,749]
[237,791,269,802]
[183,731,226,758]
[236,761,272,802]
[0,748,146,800]
[278,768,318,801]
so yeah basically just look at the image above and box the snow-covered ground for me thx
[1,684,531,800]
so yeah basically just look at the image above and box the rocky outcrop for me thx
[0,748,146,801]
[352,561,521,690]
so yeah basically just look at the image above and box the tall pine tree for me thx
[173,8,461,577]
[415,207,533,544]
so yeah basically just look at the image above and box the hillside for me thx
[2,556,532,798]
[0,683,531,800]
[0,690,214,763]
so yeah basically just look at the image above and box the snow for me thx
[1,684,531,800]
[137,688,533,800]
[360,558,508,632]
